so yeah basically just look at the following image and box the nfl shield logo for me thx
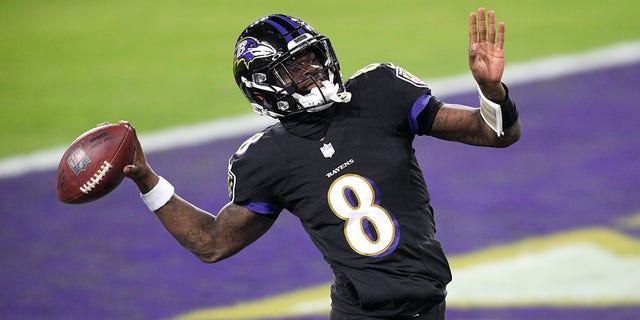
[67,147,92,175]
[320,143,335,158]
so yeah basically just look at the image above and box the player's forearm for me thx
[475,108,520,147]
[154,194,227,263]
[153,198,273,263]
[431,105,520,147]
[499,119,521,146]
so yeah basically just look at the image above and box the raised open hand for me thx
[469,8,506,100]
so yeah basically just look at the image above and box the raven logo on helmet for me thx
[234,37,276,68]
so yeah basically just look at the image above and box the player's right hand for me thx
[119,121,160,194]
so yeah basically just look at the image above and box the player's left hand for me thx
[468,8,505,101]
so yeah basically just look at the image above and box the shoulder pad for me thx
[348,63,392,80]
[347,62,428,88]
[394,65,428,88]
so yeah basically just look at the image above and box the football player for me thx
[124,8,521,320]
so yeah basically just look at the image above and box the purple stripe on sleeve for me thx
[245,202,282,215]
[409,93,432,135]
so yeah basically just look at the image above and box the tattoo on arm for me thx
[155,196,275,262]
[431,104,520,147]
[431,104,488,145]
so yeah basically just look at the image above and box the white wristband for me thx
[477,85,504,137]
[140,176,175,211]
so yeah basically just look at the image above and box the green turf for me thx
[1,0,639,158]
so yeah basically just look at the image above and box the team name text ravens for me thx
[325,159,355,178]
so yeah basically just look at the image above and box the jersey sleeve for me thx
[346,63,443,136]
[227,129,285,215]
[389,64,445,136]
[410,94,444,136]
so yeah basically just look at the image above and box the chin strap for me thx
[296,80,352,113]
[333,90,352,104]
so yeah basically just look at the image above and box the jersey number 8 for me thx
[327,174,399,257]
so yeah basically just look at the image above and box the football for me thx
[55,123,135,204]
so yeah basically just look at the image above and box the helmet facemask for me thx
[274,39,347,112]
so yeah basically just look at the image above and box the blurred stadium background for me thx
[1,1,639,319]
[1,0,639,157]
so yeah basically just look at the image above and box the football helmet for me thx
[233,14,351,118]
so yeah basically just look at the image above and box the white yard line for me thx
[2,41,640,179]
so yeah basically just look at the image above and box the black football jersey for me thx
[228,63,452,317]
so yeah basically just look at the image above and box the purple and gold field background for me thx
[1,63,639,319]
